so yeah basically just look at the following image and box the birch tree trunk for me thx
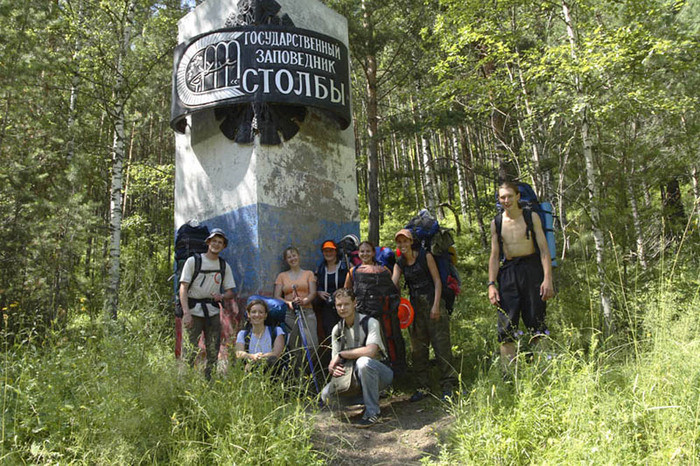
[421,132,438,212]
[105,0,136,320]
[404,137,421,209]
[410,96,429,209]
[451,127,469,223]
[557,140,571,262]
[66,0,84,171]
[625,159,647,269]
[562,0,613,335]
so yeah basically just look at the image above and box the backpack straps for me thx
[359,314,370,345]
[190,253,227,290]
[415,248,429,275]
[494,210,539,262]
[243,324,252,352]
[523,208,533,241]
[359,314,389,362]
[244,325,278,352]
[523,208,540,255]
[336,315,388,362]
[218,257,226,286]
[191,253,203,286]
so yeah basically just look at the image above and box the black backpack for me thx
[173,223,226,317]
[175,223,210,261]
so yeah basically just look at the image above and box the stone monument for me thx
[171,0,359,297]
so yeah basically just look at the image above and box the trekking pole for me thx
[292,285,320,394]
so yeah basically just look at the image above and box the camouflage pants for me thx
[408,295,456,390]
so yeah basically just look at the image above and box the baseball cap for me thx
[321,240,337,250]
[394,228,413,241]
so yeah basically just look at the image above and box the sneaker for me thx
[409,388,429,402]
[354,414,379,428]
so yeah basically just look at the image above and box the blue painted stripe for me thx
[178,203,359,299]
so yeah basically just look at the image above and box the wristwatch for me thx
[487,281,496,287]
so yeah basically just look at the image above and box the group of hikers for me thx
[177,181,555,428]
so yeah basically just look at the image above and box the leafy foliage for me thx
[0,0,699,463]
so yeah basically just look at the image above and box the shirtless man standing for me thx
[488,182,555,365]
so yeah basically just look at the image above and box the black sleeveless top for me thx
[397,250,435,300]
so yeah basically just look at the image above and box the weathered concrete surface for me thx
[174,0,358,296]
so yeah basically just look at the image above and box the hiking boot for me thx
[409,388,429,402]
[354,414,379,428]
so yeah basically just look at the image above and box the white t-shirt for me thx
[180,254,235,317]
[331,313,386,360]
[236,326,285,353]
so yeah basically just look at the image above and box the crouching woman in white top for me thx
[235,299,285,372]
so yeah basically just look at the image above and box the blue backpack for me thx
[404,210,461,312]
[375,246,396,270]
[494,182,557,266]
[246,295,288,329]
[244,295,291,351]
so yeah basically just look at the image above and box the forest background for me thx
[0,0,698,464]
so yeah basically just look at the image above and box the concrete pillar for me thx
[173,0,358,296]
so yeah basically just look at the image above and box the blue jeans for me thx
[321,356,393,419]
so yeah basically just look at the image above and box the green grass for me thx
[437,322,699,464]
[0,316,322,465]
[433,224,700,465]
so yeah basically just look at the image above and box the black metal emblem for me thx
[171,0,351,145]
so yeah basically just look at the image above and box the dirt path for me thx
[311,394,454,465]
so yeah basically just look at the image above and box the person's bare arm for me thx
[425,253,442,320]
[391,263,401,289]
[234,341,252,360]
[337,342,379,361]
[265,332,285,359]
[179,281,193,328]
[303,274,317,306]
[273,281,283,299]
[344,269,353,289]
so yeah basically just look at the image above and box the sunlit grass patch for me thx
[438,288,700,465]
